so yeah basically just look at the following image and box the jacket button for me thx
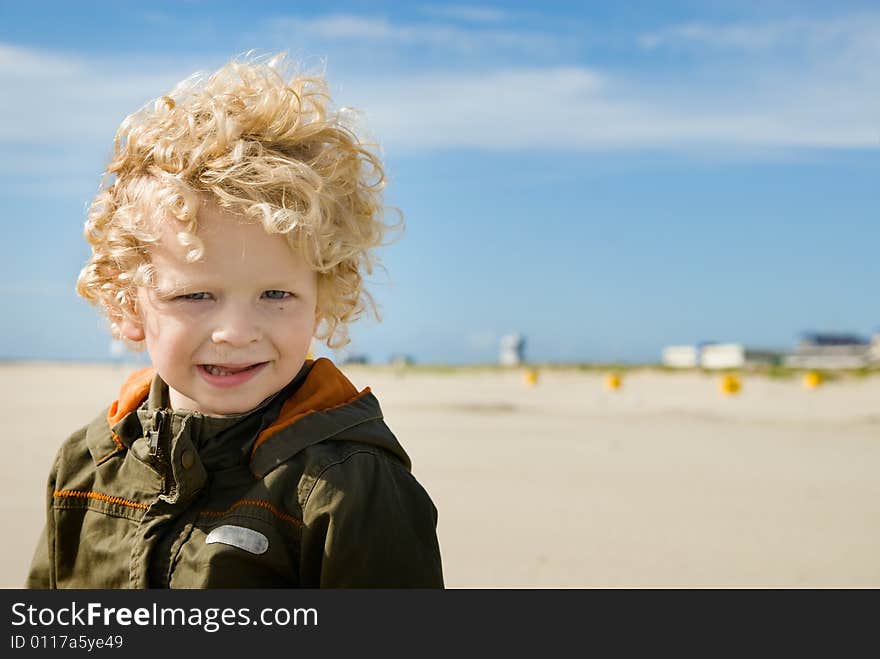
[181,450,195,470]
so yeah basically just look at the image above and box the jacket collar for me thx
[85,358,410,475]
[84,367,153,466]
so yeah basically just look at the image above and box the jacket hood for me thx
[91,358,410,476]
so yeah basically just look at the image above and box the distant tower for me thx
[499,333,526,366]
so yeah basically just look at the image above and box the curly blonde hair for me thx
[77,53,398,349]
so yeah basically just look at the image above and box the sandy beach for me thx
[3,362,878,588]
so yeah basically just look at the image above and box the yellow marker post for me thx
[803,371,823,390]
[719,373,741,396]
[605,373,622,391]
[522,368,539,387]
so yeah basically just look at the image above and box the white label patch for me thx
[205,525,269,555]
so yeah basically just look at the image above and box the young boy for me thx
[27,55,443,588]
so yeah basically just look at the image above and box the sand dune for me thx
[3,362,878,587]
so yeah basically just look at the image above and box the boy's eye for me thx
[262,290,292,300]
[177,292,212,301]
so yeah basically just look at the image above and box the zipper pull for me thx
[148,410,165,456]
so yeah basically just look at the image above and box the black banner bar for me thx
[0,589,867,655]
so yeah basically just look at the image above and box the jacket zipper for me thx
[149,410,165,457]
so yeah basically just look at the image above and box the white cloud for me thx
[3,11,880,159]
[241,12,880,151]
[0,43,204,142]
[276,14,394,41]
[267,13,559,56]
[0,43,88,78]
[347,67,879,150]
[638,14,880,53]
[420,4,509,24]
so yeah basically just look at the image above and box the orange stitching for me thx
[53,491,302,527]
[53,489,148,510]
[109,432,125,451]
[97,440,123,464]
[198,498,303,528]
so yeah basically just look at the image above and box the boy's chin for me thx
[169,387,264,417]
[192,395,265,417]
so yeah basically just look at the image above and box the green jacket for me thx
[27,358,443,588]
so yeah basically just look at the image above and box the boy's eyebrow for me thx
[152,281,193,296]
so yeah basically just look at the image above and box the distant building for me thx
[662,341,719,368]
[662,345,699,368]
[663,342,781,369]
[664,331,878,370]
[499,333,525,366]
[700,343,782,369]
[783,332,871,369]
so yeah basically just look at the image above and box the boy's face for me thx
[120,201,319,416]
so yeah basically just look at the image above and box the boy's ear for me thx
[118,316,145,342]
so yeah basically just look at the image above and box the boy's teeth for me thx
[205,364,251,376]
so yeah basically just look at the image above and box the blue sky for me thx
[1,1,878,364]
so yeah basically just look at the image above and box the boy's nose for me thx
[211,306,262,346]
